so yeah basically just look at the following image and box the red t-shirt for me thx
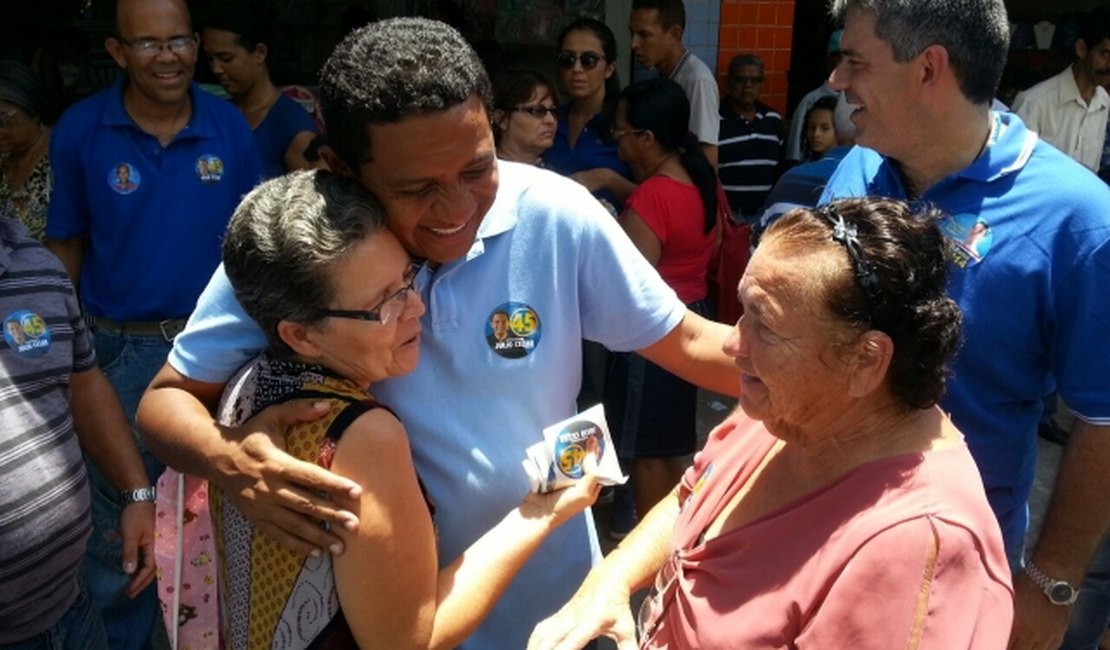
[625,175,717,304]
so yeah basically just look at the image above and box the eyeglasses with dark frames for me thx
[316,263,424,326]
[608,127,647,140]
[117,35,197,59]
[556,51,606,71]
[513,105,559,118]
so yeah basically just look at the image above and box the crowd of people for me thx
[1,0,1109,648]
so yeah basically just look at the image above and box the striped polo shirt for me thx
[0,216,97,642]
[718,100,784,220]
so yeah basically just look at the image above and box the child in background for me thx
[802,95,839,162]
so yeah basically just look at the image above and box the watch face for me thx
[1049,583,1076,604]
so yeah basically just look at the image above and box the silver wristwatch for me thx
[1025,561,1079,605]
[119,486,157,506]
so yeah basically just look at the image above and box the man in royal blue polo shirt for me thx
[44,0,261,646]
[822,0,1110,647]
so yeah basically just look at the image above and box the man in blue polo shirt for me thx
[822,0,1110,647]
[44,0,261,646]
[135,18,737,649]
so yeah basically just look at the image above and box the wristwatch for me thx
[1025,561,1079,605]
[119,486,157,506]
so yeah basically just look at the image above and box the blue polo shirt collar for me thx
[465,159,520,261]
[100,77,214,140]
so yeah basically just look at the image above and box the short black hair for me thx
[319,17,493,170]
[1078,7,1110,54]
[631,0,686,31]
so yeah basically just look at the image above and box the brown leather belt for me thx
[91,315,187,342]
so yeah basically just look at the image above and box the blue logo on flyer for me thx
[195,155,224,184]
[3,310,51,357]
[554,419,604,479]
[939,214,993,268]
[485,302,541,359]
[109,162,140,195]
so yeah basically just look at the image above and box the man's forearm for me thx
[70,369,151,491]
[1030,420,1110,582]
[136,363,234,483]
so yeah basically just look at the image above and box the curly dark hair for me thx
[764,198,962,409]
[318,17,493,170]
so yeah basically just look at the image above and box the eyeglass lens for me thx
[517,106,558,118]
[557,52,604,70]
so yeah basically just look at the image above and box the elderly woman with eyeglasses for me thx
[491,70,559,165]
[530,198,1014,650]
[207,170,598,649]
[543,17,634,214]
[0,60,57,240]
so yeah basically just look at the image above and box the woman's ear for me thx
[493,109,509,133]
[845,330,893,398]
[604,61,615,80]
[253,42,269,64]
[278,320,321,358]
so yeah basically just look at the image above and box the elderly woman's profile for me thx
[210,170,598,649]
[530,197,1013,649]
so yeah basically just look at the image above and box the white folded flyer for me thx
[522,403,627,493]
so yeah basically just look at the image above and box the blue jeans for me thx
[1061,534,1110,649]
[0,584,108,650]
[84,329,170,650]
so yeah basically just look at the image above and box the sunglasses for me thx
[514,105,559,118]
[556,51,606,71]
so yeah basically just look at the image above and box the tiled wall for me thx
[685,0,723,79]
[716,0,796,114]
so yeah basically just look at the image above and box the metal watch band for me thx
[1025,561,1078,605]
[119,486,157,505]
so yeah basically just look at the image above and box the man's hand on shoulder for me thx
[221,399,364,557]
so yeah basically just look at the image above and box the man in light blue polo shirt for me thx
[44,0,261,646]
[821,0,1110,646]
[137,18,737,649]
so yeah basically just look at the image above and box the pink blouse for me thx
[641,413,1013,649]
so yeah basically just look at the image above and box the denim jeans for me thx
[0,584,108,650]
[83,329,170,650]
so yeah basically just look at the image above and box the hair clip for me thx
[817,204,882,319]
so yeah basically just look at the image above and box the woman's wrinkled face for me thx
[723,238,856,438]
[498,85,558,158]
[558,29,613,102]
[300,229,425,388]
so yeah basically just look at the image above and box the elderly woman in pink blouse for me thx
[529,198,1013,650]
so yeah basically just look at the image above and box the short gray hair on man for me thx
[830,0,1009,105]
[728,53,765,79]
[222,170,388,357]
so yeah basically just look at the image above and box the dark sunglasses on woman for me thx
[556,52,606,71]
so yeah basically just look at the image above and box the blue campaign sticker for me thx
[939,214,993,269]
[108,162,141,195]
[195,155,224,184]
[3,309,51,357]
[554,419,605,479]
[485,301,541,359]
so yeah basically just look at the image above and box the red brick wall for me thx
[717,0,796,114]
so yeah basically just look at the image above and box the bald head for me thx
[115,0,192,39]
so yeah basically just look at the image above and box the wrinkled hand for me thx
[120,502,156,597]
[528,576,638,650]
[223,399,363,557]
[1008,573,1073,650]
